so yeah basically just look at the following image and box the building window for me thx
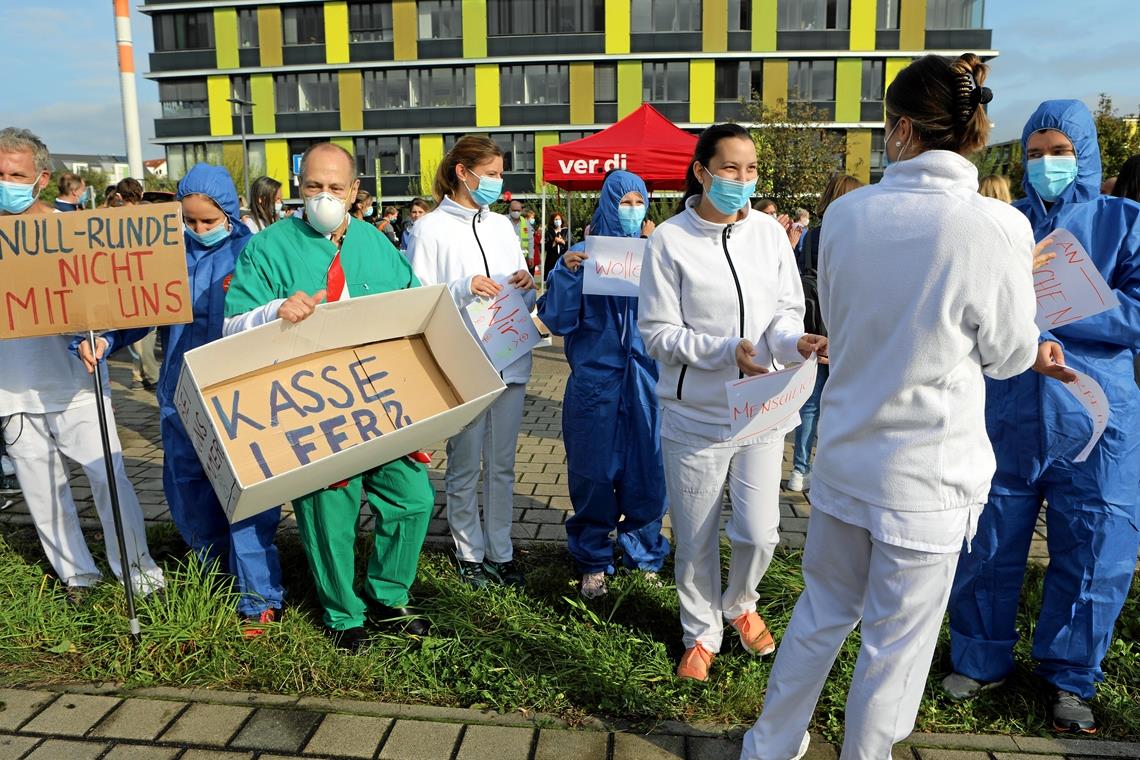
[715,61,762,102]
[870,129,885,169]
[153,12,214,51]
[487,0,604,35]
[159,80,209,119]
[237,9,259,47]
[861,59,884,101]
[275,73,339,113]
[631,0,702,33]
[926,0,985,29]
[357,136,419,175]
[777,0,850,30]
[349,2,393,42]
[282,4,326,46]
[230,76,252,114]
[877,0,899,28]
[166,142,223,179]
[788,59,836,103]
[501,64,570,105]
[364,67,474,109]
[417,0,462,39]
[728,0,751,31]
[490,133,536,173]
[643,61,689,103]
[594,63,617,103]
[559,131,597,143]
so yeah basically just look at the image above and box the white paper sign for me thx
[466,287,541,372]
[725,357,818,439]
[1034,229,1119,331]
[1059,367,1110,463]
[582,236,647,298]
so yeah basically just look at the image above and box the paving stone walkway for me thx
[1,684,1137,760]
[0,342,1053,560]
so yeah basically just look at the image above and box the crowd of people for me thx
[2,49,1139,757]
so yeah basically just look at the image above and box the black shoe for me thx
[367,601,431,636]
[483,559,526,588]
[143,380,157,392]
[453,556,491,589]
[327,626,370,653]
[1052,690,1096,734]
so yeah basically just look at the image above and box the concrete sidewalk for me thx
[2,684,1138,760]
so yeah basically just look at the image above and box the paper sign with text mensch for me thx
[1033,229,1119,331]
[0,203,190,339]
[1059,367,1110,463]
[466,286,541,372]
[726,357,818,439]
[582,235,646,298]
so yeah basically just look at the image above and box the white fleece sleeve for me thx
[409,230,476,309]
[763,232,808,365]
[638,235,741,370]
[974,224,1040,379]
[223,299,287,336]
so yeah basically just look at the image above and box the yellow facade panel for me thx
[250,74,276,134]
[324,1,350,64]
[689,60,715,124]
[419,134,445,198]
[462,0,488,58]
[846,128,871,183]
[702,0,728,52]
[836,58,862,123]
[257,6,283,67]
[338,70,363,131]
[214,7,239,69]
[535,131,559,192]
[849,0,876,51]
[617,60,642,118]
[569,62,595,125]
[752,0,777,51]
[475,64,501,127]
[762,59,788,116]
[605,0,631,54]
[207,75,233,136]
[900,0,926,49]
[393,0,418,60]
[265,139,291,199]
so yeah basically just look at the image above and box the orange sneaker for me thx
[731,610,776,656]
[242,608,278,638]
[676,642,715,681]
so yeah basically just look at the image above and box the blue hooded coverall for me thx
[536,170,670,574]
[947,101,1140,699]
[97,164,285,617]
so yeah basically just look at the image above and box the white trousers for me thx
[740,510,958,760]
[2,404,164,595]
[446,382,526,563]
[663,435,783,652]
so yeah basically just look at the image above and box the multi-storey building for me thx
[142,0,993,200]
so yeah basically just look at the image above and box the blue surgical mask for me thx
[617,204,646,236]
[364,206,374,217]
[185,220,230,248]
[465,172,503,207]
[1027,156,1078,202]
[704,169,757,215]
[0,179,39,214]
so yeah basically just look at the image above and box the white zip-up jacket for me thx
[408,195,536,384]
[814,150,1039,512]
[638,197,806,425]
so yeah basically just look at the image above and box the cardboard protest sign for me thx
[0,203,190,338]
[1034,229,1119,331]
[1058,367,1109,463]
[583,235,646,298]
[176,285,505,522]
[465,286,541,371]
[726,357,818,439]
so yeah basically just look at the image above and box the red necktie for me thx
[326,250,345,302]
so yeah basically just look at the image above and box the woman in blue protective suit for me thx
[79,164,285,633]
[944,100,1140,734]
[537,169,670,599]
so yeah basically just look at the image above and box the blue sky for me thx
[0,1,1135,159]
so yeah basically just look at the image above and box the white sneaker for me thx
[786,471,807,492]
[580,572,608,599]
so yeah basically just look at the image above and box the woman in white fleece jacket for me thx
[740,55,1054,760]
[639,124,827,683]
[407,135,536,590]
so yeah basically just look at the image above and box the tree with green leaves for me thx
[1094,94,1140,180]
[743,99,848,215]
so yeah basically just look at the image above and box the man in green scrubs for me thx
[224,143,434,652]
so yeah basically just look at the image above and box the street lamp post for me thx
[227,96,254,207]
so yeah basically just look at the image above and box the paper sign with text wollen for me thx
[0,203,190,338]
[465,286,540,372]
[582,235,646,298]
[1033,229,1119,331]
[726,357,818,439]
[1058,367,1110,463]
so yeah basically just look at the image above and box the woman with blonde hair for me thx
[407,135,536,589]
[978,173,1012,202]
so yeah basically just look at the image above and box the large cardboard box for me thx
[174,285,505,523]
